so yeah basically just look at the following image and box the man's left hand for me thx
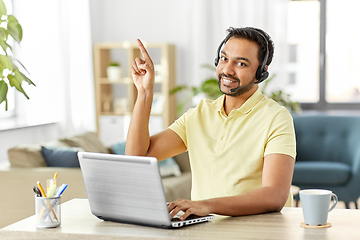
[168,199,211,220]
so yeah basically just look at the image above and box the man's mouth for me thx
[223,78,237,84]
[219,74,239,87]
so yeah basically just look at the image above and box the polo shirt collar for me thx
[212,89,264,115]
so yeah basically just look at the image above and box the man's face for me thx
[216,37,260,97]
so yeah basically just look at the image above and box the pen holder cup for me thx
[35,196,61,228]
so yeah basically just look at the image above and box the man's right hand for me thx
[131,39,155,94]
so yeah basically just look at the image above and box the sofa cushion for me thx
[293,161,352,186]
[41,146,82,168]
[111,141,181,177]
[60,132,109,153]
[8,144,47,167]
[162,172,191,201]
[8,140,70,167]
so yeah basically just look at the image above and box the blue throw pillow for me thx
[111,141,126,155]
[111,141,182,177]
[41,146,81,168]
[158,157,182,177]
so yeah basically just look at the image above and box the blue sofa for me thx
[292,115,360,208]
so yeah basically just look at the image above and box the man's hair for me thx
[225,27,274,66]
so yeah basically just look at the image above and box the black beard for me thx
[217,73,255,97]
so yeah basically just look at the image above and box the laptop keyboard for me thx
[171,214,202,222]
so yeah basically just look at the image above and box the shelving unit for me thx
[93,42,177,144]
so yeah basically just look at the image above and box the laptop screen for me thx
[78,152,172,227]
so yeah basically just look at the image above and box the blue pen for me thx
[55,184,68,197]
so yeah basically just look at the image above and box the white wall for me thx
[88,0,222,88]
[88,0,288,89]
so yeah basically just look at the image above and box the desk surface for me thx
[1,198,360,240]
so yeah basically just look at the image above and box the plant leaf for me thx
[0,79,8,104]
[0,0,7,17]
[0,27,9,43]
[19,70,35,86]
[7,72,29,99]
[0,54,13,71]
[14,58,31,75]
[200,78,221,99]
[0,38,8,53]
[191,86,200,96]
[7,15,22,43]
[169,85,188,95]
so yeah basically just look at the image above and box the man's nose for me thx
[222,62,235,76]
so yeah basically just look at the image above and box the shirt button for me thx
[221,137,226,141]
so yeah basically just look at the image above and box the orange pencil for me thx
[37,181,47,197]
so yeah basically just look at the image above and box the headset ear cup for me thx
[255,66,262,81]
[255,66,269,83]
[260,70,269,82]
[214,57,219,67]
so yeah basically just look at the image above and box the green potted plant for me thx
[0,0,35,111]
[107,61,121,82]
[260,74,301,114]
[170,64,301,115]
[170,64,222,115]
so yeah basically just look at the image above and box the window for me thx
[286,0,320,103]
[326,0,360,102]
[285,0,360,110]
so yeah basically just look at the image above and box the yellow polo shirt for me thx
[169,89,296,206]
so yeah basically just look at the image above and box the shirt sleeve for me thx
[168,112,188,148]
[264,109,297,159]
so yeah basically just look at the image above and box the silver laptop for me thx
[77,152,214,228]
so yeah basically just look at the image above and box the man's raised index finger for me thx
[136,39,152,62]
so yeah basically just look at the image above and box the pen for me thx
[55,184,68,197]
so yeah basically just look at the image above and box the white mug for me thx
[299,189,338,226]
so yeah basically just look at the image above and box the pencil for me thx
[37,181,47,197]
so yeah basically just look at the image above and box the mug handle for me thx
[329,193,338,212]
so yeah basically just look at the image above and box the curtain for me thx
[13,0,96,137]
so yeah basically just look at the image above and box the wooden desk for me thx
[1,198,359,240]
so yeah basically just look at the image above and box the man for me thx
[126,27,296,221]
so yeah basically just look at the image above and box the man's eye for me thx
[220,56,227,62]
[237,62,246,67]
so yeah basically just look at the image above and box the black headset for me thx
[214,28,269,83]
